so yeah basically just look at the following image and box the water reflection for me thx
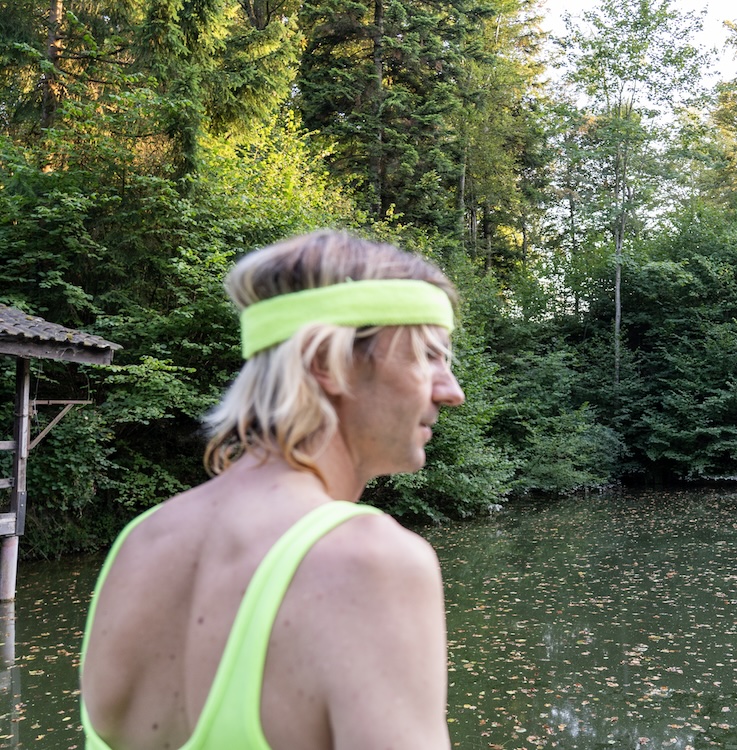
[1,602,20,748]
[0,554,100,749]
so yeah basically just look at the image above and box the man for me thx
[80,230,465,750]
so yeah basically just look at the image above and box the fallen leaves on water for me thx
[425,490,737,749]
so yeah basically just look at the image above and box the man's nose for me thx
[435,371,465,407]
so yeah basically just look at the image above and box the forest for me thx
[1,0,737,557]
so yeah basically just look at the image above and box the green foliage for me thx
[197,115,355,243]
[513,406,623,494]
[457,0,550,274]
[107,450,191,512]
[551,0,710,386]
[98,357,205,423]
[612,207,737,480]
[492,347,625,495]
[5,0,737,560]
[0,51,365,556]
[22,408,119,559]
[297,0,467,230]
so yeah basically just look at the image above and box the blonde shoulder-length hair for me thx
[203,230,456,478]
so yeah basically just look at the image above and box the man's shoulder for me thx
[305,509,442,594]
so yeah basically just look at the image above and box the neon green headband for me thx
[240,279,455,359]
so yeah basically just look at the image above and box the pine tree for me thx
[297,0,466,230]
[455,0,548,275]
[0,0,300,176]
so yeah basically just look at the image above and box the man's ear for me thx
[309,347,347,397]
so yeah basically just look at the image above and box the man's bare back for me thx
[82,459,450,750]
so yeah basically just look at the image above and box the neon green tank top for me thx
[80,500,383,750]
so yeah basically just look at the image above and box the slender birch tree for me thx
[555,0,705,385]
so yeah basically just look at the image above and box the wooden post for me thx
[0,358,29,601]
[0,537,19,602]
[12,358,30,537]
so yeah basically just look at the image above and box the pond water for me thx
[0,552,100,749]
[423,489,737,750]
[1,489,736,750]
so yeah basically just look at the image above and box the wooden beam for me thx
[32,400,92,406]
[29,403,74,451]
[0,515,15,536]
[12,494,25,536]
[0,442,14,451]
[0,339,117,365]
[0,479,13,490]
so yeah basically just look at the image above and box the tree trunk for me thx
[41,0,64,129]
[241,0,269,29]
[614,234,622,385]
[613,136,630,388]
[369,0,384,218]
[613,204,627,386]
[482,203,493,271]
[457,142,467,239]
[568,193,580,316]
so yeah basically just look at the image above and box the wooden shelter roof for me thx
[0,305,121,365]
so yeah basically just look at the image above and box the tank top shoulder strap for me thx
[194,501,383,750]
